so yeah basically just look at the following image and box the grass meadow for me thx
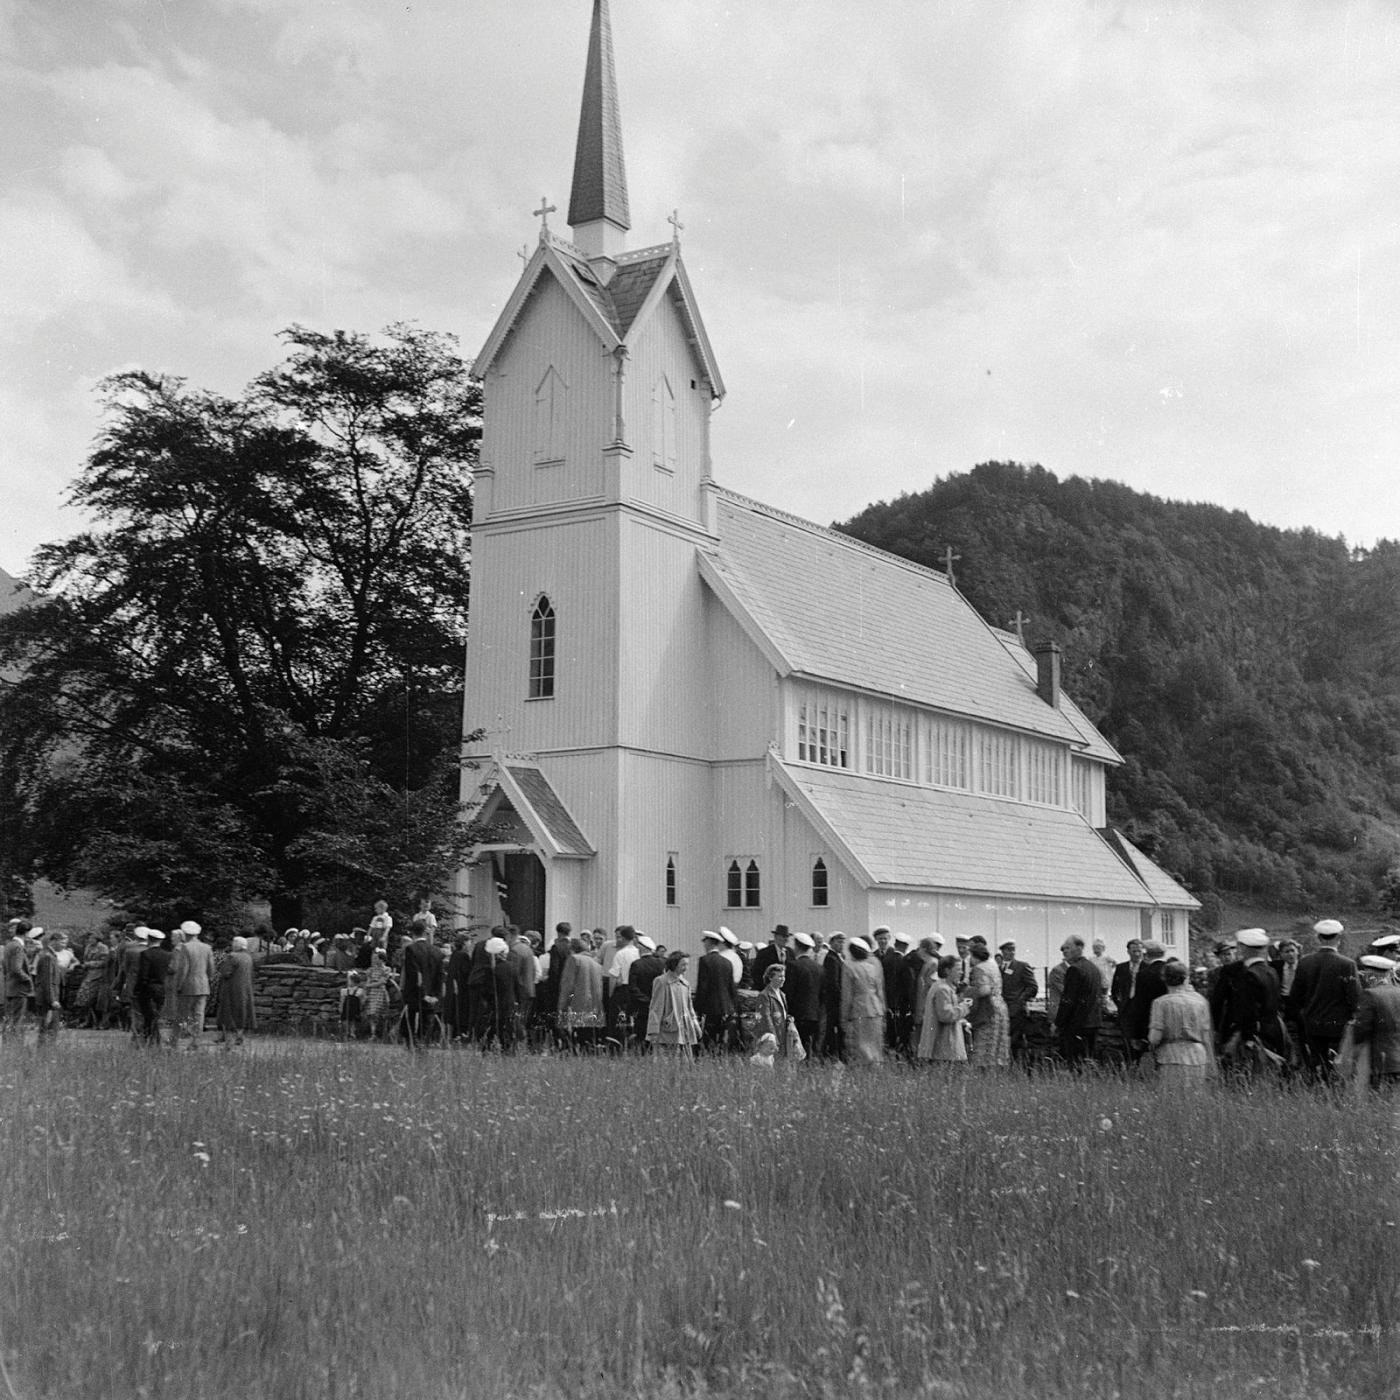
[1,1043,1397,1400]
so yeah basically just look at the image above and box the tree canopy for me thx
[0,324,481,928]
[839,462,1400,915]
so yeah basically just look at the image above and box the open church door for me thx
[500,852,547,935]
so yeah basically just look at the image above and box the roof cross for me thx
[532,196,557,238]
[667,208,684,245]
[942,545,961,585]
[1011,609,1029,645]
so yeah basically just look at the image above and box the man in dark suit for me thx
[694,931,739,1052]
[874,928,910,1053]
[1109,938,1145,1025]
[1054,937,1102,1067]
[786,932,823,1057]
[1210,928,1287,1073]
[753,925,793,985]
[1123,940,1169,1064]
[136,930,174,1046]
[819,932,847,1061]
[628,936,666,1048]
[998,940,1039,1060]
[1286,919,1359,1081]
[400,918,445,1047]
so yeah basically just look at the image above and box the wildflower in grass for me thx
[1098,1118,1113,1132]
[1301,1259,1321,1270]
[722,1200,742,1211]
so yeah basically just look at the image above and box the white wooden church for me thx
[457,0,1198,972]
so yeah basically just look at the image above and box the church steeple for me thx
[567,0,630,260]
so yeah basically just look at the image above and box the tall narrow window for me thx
[811,857,829,908]
[726,860,743,909]
[528,596,555,699]
[744,860,761,909]
[665,855,677,907]
[651,374,677,471]
[534,367,566,464]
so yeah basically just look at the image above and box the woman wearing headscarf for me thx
[215,936,257,1047]
[917,955,972,1064]
[966,944,1010,1069]
[840,937,887,1064]
[646,951,702,1057]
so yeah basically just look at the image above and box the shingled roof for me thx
[775,760,1172,904]
[567,0,630,234]
[704,491,1087,743]
[1099,828,1200,908]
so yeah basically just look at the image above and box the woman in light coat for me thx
[646,952,701,1057]
[840,938,887,1064]
[1147,960,1215,1090]
[557,935,605,1051]
[917,956,971,1063]
[755,964,795,1058]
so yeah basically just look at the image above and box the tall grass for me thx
[1,1045,1396,1399]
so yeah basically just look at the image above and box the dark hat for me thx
[772,925,791,938]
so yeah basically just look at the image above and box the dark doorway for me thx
[502,852,547,935]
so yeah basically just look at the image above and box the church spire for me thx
[567,0,630,260]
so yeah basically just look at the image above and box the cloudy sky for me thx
[3,0,1399,578]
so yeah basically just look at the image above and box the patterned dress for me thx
[967,959,1010,1068]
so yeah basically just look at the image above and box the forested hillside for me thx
[838,463,1400,916]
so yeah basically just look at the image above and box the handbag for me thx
[784,1020,806,1062]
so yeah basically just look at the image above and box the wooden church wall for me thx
[484,276,611,516]
[617,513,716,758]
[619,289,711,522]
[464,510,621,755]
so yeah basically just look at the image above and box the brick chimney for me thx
[1034,641,1062,709]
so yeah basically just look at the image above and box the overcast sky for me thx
[3,0,1399,579]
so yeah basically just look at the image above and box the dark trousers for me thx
[1058,1027,1097,1065]
[795,1017,820,1058]
[402,997,438,1045]
[135,989,163,1042]
[1303,1032,1345,1080]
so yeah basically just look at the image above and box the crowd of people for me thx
[3,907,1398,1089]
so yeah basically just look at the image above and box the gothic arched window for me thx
[811,857,829,908]
[529,596,555,699]
[744,859,761,909]
[665,855,677,907]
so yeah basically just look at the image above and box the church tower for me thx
[461,0,726,938]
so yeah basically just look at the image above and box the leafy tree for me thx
[0,324,482,928]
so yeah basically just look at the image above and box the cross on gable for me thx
[667,208,684,243]
[1011,610,1029,645]
[532,196,557,237]
[942,546,961,585]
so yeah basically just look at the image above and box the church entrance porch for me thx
[496,851,546,935]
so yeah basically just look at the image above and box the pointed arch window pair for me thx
[529,596,555,699]
[725,858,760,909]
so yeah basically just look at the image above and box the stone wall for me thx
[253,963,346,1031]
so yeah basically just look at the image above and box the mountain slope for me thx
[837,463,1400,912]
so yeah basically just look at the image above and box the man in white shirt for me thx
[605,926,640,1046]
[717,928,743,987]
